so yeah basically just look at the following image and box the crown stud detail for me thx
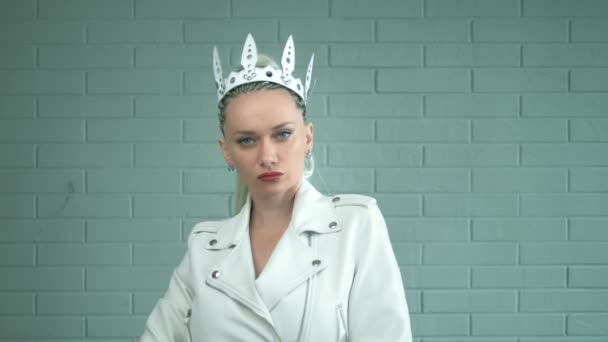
[213,33,315,104]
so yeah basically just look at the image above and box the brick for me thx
[521,338,606,342]
[522,144,608,166]
[0,317,83,338]
[37,293,130,314]
[304,68,374,93]
[89,21,181,43]
[0,119,84,142]
[280,19,373,42]
[568,314,608,336]
[38,243,130,265]
[88,70,181,94]
[329,143,421,167]
[570,218,608,241]
[39,0,132,18]
[38,194,131,218]
[135,143,224,167]
[134,292,162,314]
[0,293,33,314]
[387,218,468,241]
[401,266,469,288]
[522,93,608,117]
[473,19,566,42]
[0,46,35,68]
[39,46,132,68]
[521,290,608,312]
[330,44,420,67]
[426,44,519,67]
[393,244,423,265]
[0,219,83,242]
[0,96,36,118]
[404,290,422,313]
[88,118,181,142]
[0,144,34,168]
[378,69,469,92]
[87,169,179,193]
[425,144,518,167]
[0,0,35,18]
[473,119,567,142]
[375,194,422,217]
[425,194,518,217]
[426,94,518,117]
[0,21,84,43]
[0,195,33,218]
[87,219,181,241]
[0,71,83,94]
[571,19,608,42]
[136,45,212,68]
[0,267,83,290]
[472,314,563,335]
[570,168,608,192]
[184,119,226,142]
[410,315,469,336]
[312,168,374,193]
[472,266,565,288]
[134,194,230,218]
[524,0,608,16]
[136,0,227,18]
[234,0,326,17]
[0,170,84,193]
[377,168,469,193]
[524,44,608,67]
[87,316,146,338]
[472,218,566,241]
[184,71,222,94]
[570,267,608,287]
[184,169,235,193]
[424,290,516,313]
[303,118,372,142]
[378,119,469,142]
[522,194,608,216]
[185,20,277,43]
[136,95,215,118]
[473,68,567,92]
[572,69,608,91]
[329,94,421,117]
[378,19,468,42]
[38,144,131,167]
[571,119,608,142]
[0,244,34,265]
[427,0,518,17]
[38,95,132,118]
[331,0,421,17]
[133,243,186,265]
[472,168,566,193]
[521,242,608,264]
[86,267,172,290]
[424,243,516,265]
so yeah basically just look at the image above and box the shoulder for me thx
[331,193,377,209]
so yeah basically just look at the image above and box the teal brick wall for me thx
[1,0,607,340]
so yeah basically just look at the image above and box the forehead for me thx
[223,89,303,132]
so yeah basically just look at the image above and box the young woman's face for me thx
[219,88,313,198]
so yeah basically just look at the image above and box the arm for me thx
[348,204,413,342]
[140,250,193,342]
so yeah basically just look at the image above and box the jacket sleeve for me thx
[140,248,193,342]
[347,203,413,342]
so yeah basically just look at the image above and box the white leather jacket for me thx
[140,180,412,341]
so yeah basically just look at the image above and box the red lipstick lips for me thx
[258,171,283,182]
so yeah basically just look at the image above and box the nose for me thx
[259,138,278,168]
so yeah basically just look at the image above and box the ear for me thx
[218,136,234,167]
[304,123,314,153]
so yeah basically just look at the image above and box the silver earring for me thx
[227,165,235,172]
[305,150,311,160]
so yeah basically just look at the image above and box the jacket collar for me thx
[206,180,340,250]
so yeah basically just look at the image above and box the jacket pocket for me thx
[336,304,348,342]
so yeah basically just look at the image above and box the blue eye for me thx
[237,137,254,145]
[277,130,292,140]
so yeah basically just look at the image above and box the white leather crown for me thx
[213,33,315,104]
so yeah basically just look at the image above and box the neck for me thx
[249,185,300,231]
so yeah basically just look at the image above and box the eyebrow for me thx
[233,121,295,135]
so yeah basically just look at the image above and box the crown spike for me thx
[240,33,258,80]
[212,46,225,99]
[281,35,295,84]
[304,53,315,100]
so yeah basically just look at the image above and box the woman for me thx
[141,34,412,341]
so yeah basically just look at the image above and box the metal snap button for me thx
[211,270,220,279]
[312,259,321,267]
[332,196,341,203]
[209,239,217,246]
[328,221,338,229]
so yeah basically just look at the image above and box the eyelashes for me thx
[235,130,293,146]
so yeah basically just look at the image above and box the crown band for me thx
[213,33,315,104]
